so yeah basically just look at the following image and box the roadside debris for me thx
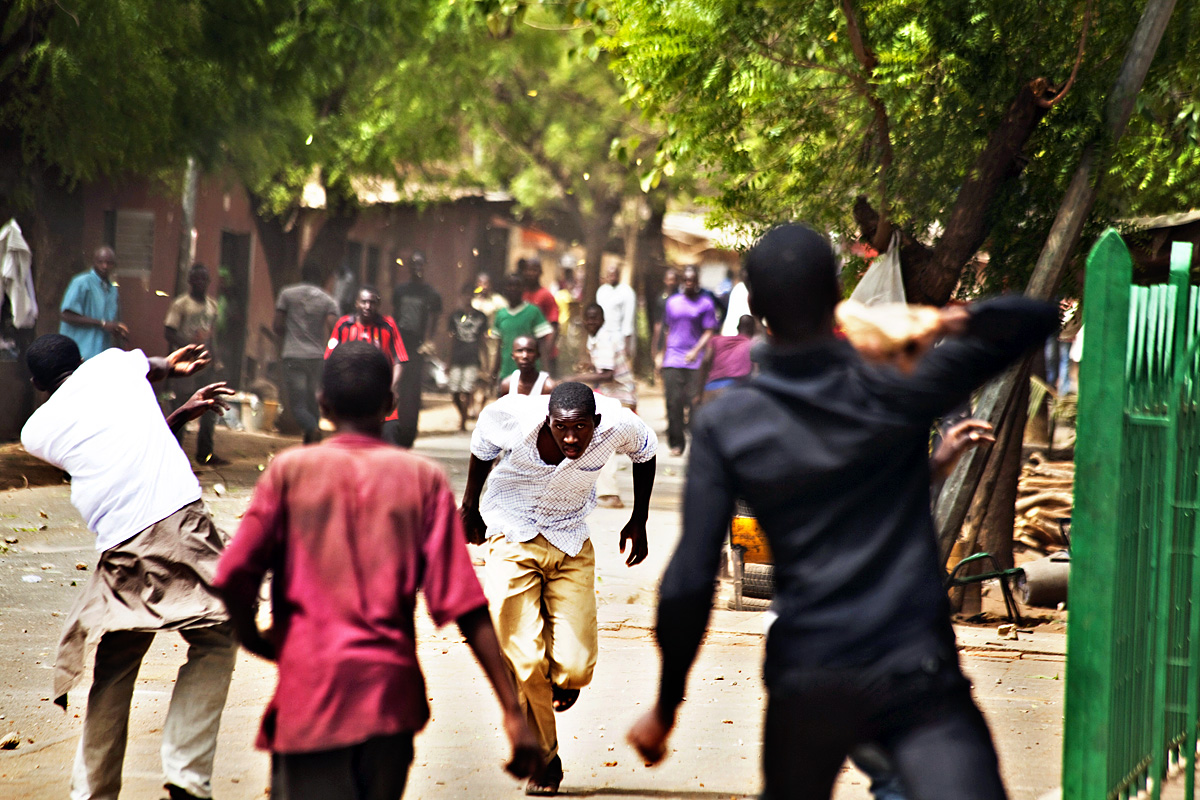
[1014,454,1072,554]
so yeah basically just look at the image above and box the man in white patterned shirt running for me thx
[461,382,658,796]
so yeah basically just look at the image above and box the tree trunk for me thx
[933,0,1178,568]
[636,185,668,289]
[976,376,1028,573]
[947,373,1028,612]
[174,156,199,295]
[854,82,1051,306]
[634,187,668,374]
[247,194,301,293]
[302,205,358,286]
[914,84,1051,305]
[578,195,622,305]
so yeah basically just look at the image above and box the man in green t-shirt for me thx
[490,274,554,384]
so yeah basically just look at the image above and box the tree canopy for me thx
[446,5,660,299]
[605,0,1200,301]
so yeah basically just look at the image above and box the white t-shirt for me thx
[21,349,202,551]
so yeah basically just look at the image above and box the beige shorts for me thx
[447,364,480,394]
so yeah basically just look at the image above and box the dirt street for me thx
[0,397,1065,799]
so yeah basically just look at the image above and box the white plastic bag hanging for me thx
[849,231,905,307]
[0,219,38,328]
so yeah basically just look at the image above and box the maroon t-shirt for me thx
[215,434,487,753]
[707,334,754,383]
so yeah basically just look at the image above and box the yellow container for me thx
[730,516,772,565]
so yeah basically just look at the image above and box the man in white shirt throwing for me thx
[461,382,657,795]
[21,334,237,800]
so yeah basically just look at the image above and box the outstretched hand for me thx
[503,710,543,779]
[461,505,489,546]
[166,382,235,436]
[619,519,648,566]
[931,418,995,479]
[103,320,130,340]
[167,344,212,377]
[628,705,675,766]
[182,382,235,422]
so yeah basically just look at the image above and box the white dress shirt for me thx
[596,282,637,341]
[470,393,657,555]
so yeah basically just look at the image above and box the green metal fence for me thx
[1063,229,1199,799]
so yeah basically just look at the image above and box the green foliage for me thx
[1,0,248,186]
[605,0,1200,293]
[0,0,468,214]
[224,0,471,215]
[443,4,654,228]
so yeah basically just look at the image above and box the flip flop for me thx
[525,755,563,796]
[552,686,580,713]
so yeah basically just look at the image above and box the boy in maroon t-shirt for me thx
[215,342,538,799]
[697,314,757,405]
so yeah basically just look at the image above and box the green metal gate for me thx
[1063,229,1200,799]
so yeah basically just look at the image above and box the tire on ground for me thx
[742,563,774,599]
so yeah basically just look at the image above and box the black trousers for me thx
[662,367,700,451]
[394,350,423,448]
[282,358,324,441]
[761,658,1007,800]
[271,733,414,800]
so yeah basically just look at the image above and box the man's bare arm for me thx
[166,383,235,437]
[931,419,995,480]
[63,310,128,340]
[685,329,715,366]
[461,454,497,544]
[619,457,656,567]
[391,363,404,405]
[146,345,211,383]
[492,340,504,383]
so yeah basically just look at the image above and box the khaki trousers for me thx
[71,624,237,799]
[485,535,598,761]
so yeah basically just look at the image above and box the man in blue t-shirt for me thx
[60,246,127,360]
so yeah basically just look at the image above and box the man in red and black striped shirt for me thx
[325,286,409,445]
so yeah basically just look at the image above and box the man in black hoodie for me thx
[628,224,1058,799]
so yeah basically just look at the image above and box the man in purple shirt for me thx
[653,265,718,456]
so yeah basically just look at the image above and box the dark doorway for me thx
[365,244,381,287]
[219,231,252,389]
[475,219,510,282]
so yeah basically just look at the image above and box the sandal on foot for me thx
[552,686,580,712]
[525,755,563,796]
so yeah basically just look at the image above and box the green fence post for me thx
[1169,242,1200,800]
[1150,246,1190,799]
[1064,229,1134,798]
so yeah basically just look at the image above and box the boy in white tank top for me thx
[498,335,557,396]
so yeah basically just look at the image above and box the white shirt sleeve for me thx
[471,396,531,460]
[612,408,658,463]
